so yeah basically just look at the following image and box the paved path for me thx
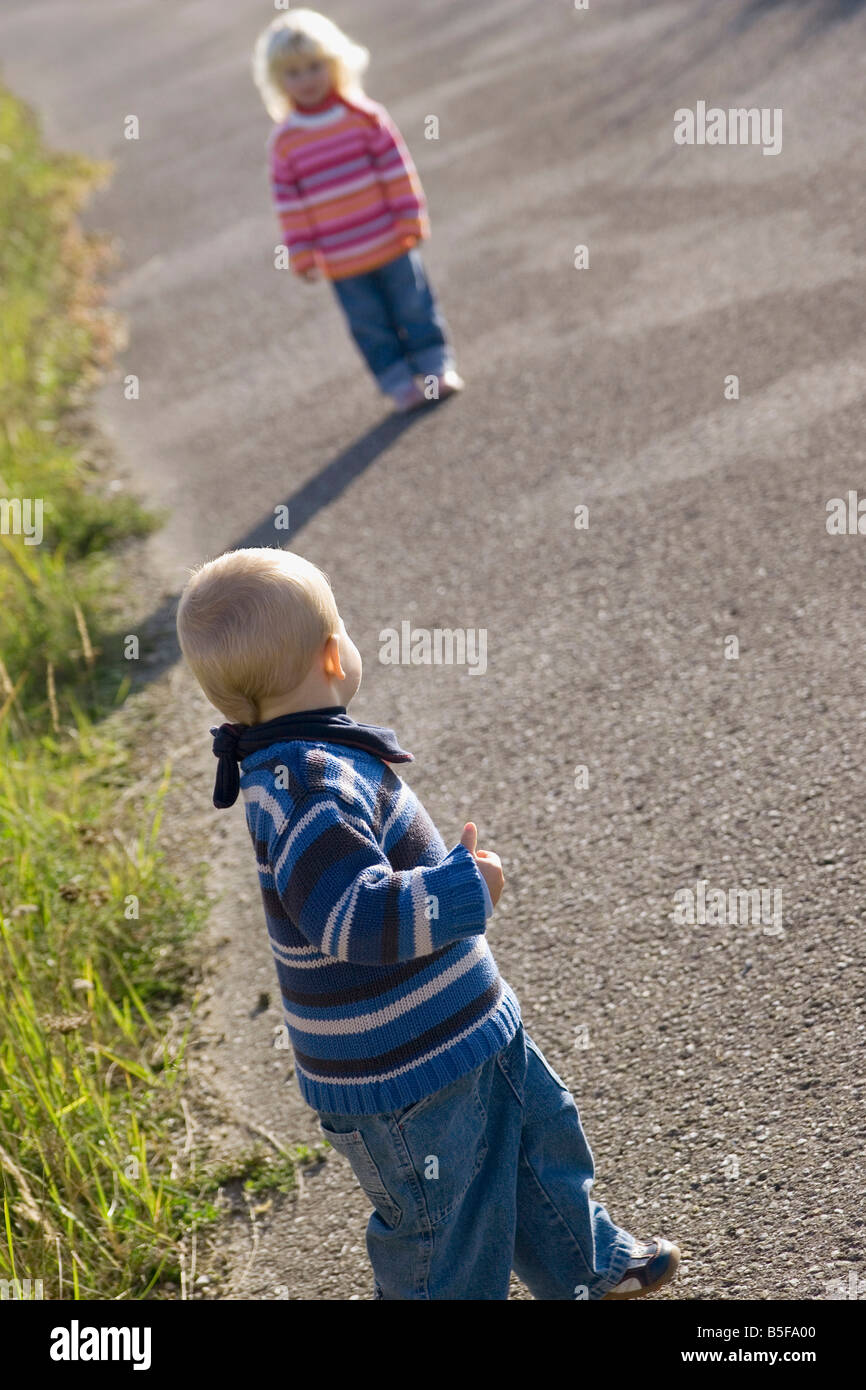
[2,0,865,1299]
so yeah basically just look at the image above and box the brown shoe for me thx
[389,381,427,413]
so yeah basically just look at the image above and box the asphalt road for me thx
[2,0,865,1300]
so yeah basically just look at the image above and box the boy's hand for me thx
[460,822,504,907]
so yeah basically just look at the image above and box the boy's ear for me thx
[322,633,346,681]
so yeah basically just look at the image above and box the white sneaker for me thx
[434,369,464,400]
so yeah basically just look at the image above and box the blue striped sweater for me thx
[240,740,521,1115]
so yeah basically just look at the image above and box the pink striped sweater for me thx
[267,89,430,281]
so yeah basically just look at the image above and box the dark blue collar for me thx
[210,706,413,808]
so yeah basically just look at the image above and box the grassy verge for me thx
[0,88,314,1301]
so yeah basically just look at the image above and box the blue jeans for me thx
[330,247,454,395]
[316,1022,636,1300]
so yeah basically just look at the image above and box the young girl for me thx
[252,9,463,413]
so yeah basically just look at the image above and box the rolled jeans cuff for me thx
[586,1230,637,1301]
[410,345,454,378]
[376,360,418,395]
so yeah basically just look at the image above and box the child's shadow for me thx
[118,408,430,695]
[735,0,866,27]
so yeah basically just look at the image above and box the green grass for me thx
[198,1144,322,1200]
[0,88,161,723]
[0,88,307,1300]
[0,736,211,1298]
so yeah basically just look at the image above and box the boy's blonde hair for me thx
[252,8,369,122]
[176,547,341,725]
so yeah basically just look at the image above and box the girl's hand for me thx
[298,265,320,282]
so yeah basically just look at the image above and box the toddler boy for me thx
[176,546,680,1300]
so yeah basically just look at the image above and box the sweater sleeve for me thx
[270,792,488,963]
[366,107,430,243]
[269,136,317,274]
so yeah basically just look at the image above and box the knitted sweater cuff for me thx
[396,215,429,241]
[428,843,488,949]
[290,248,316,273]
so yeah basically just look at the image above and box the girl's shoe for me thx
[389,381,427,413]
[602,1237,681,1300]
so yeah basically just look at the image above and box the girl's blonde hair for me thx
[176,547,341,726]
[252,8,369,122]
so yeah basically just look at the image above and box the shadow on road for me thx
[736,0,866,28]
[123,407,426,691]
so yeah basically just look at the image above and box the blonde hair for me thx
[252,8,370,122]
[176,547,341,725]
